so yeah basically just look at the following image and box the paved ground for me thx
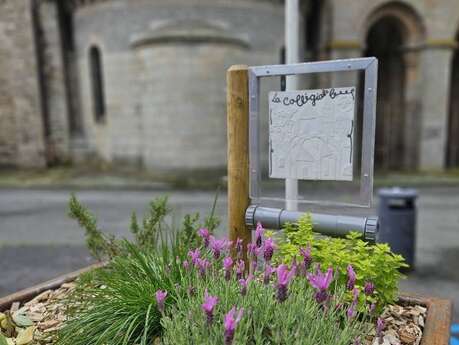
[0,187,457,324]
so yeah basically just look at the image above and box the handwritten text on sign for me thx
[269,87,356,181]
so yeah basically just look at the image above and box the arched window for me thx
[89,46,106,123]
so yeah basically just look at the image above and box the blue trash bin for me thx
[378,187,417,270]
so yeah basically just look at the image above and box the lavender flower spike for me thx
[224,307,244,345]
[346,264,356,290]
[247,243,259,272]
[263,237,276,262]
[198,228,211,247]
[299,245,312,270]
[239,275,252,296]
[182,260,190,271]
[239,278,248,296]
[201,289,219,325]
[263,264,274,285]
[188,248,201,265]
[235,260,245,280]
[255,222,264,248]
[307,267,333,304]
[364,281,375,296]
[376,317,385,344]
[276,264,295,302]
[235,238,243,257]
[155,290,167,313]
[210,237,227,259]
[347,288,360,319]
[223,256,233,281]
[196,258,211,277]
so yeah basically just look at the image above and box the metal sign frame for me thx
[248,57,378,208]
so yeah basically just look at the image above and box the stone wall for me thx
[329,0,459,171]
[36,0,71,163]
[72,0,284,173]
[0,0,46,168]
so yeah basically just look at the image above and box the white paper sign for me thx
[269,87,355,181]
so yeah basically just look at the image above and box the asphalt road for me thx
[0,187,457,323]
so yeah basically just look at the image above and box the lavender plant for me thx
[159,227,378,345]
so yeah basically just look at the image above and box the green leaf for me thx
[12,309,33,327]
[0,334,8,345]
[12,312,33,327]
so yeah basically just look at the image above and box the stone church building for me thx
[1,0,459,174]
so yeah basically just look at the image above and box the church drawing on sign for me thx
[269,88,354,181]
[2,0,459,175]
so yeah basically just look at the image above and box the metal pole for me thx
[285,0,300,211]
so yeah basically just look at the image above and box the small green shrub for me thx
[274,214,408,310]
[68,193,219,260]
[58,242,182,345]
[59,194,220,345]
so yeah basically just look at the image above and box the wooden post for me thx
[227,65,251,262]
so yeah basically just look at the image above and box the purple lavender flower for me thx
[201,289,219,325]
[238,277,250,296]
[376,317,385,344]
[369,303,376,314]
[188,248,200,265]
[353,337,362,345]
[155,290,167,313]
[299,245,312,270]
[235,259,245,280]
[183,260,190,271]
[263,237,275,262]
[224,307,244,345]
[247,243,260,272]
[364,281,375,296]
[346,264,356,290]
[247,242,258,259]
[235,238,243,257]
[222,256,233,281]
[210,237,228,259]
[255,222,264,248]
[290,259,299,277]
[263,264,274,285]
[196,258,211,277]
[347,288,360,319]
[347,304,355,319]
[198,228,211,247]
[307,267,333,304]
[276,264,295,302]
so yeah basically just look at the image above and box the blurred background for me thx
[0,0,458,337]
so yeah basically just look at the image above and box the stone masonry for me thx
[1,0,459,173]
[0,0,46,168]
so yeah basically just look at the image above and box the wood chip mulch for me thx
[0,282,75,345]
[366,304,427,345]
[1,284,427,345]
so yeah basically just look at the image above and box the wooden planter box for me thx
[0,266,453,345]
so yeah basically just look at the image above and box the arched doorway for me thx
[447,34,459,168]
[365,17,406,171]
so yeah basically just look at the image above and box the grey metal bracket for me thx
[245,205,378,242]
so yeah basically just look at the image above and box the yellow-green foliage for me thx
[275,214,408,309]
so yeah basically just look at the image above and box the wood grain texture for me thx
[0,263,104,311]
[227,65,251,263]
